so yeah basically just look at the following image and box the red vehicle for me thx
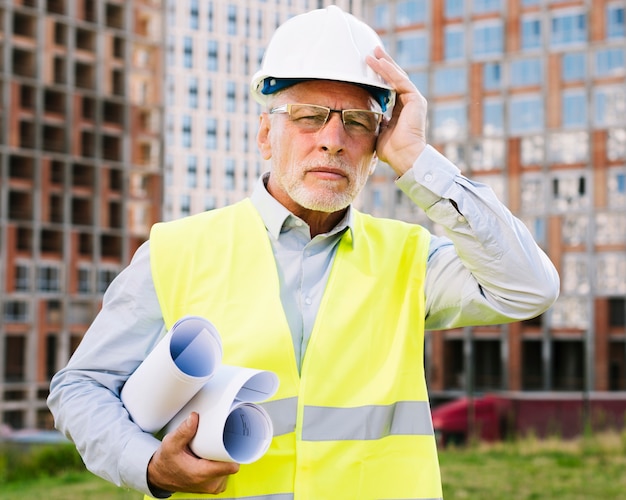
[431,392,626,446]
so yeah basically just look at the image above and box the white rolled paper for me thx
[167,365,279,463]
[121,316,222,432]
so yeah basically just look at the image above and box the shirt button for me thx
[457,215,466,223]
[424,173,433,182]
[295,220,303,227]
[304,297,312,306]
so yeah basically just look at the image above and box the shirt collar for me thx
[250,173,355,245]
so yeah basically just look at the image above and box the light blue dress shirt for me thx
[48,145,559,496]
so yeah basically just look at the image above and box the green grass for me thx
[2,432,626,499]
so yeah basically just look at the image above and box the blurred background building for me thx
[0,0,624,429]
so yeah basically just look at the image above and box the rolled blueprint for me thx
[167,365,279,463]
[121,316,222,432]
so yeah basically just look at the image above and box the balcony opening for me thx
[81,96,96,120]
[13,48,36,78]
[44,89,66,115]
[103,100,124,125]
[9,154,34,180]
[8,191,33,220]
[54,22,67,45]
[75,61,95,90]
[609,341,625,391]
[72,162,94,188]
[19,84,36,110]
[113,36,124,59]
[76,27,96,52]
[53,56,66,84]
[13,12,37,39]
[49,194,63,223]
[83,0,97,23]
[16,227,33,252]
[108,200,122,228]
[112,68,125,96]
[81,131,95,158]
[443,339,465,390]
[101,233,122,259]
[42,124,65,153]
[19,120,36,149]
[72,197,93,225]
[474,340,502,391]
[78,232,93,256]
[102,134,122,161]
[50,160,65,185]
[109,168,123,192]
[41,228,63,254]
[105,3,124,29]
[47,0,66,15]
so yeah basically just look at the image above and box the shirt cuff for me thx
[118,431,169,497]
[395,145,461,211]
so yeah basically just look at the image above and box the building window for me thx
[595,212,626,245]
[473,22,503,58]
[606,4,625,39]
[372,3,390,29]
[593,86,626,127]
[206,80,213,109]
[226,81,236,113]
[396,33,428,67]
[205,117,217,150]
[180,195,191,217]
[207,1,214,32]
[182,115,192,148]
[4,336,26,382]
[597,253,626,296]
[444,26,464,60]
[608,168,626,206]
[186,155,197,188]
[227,4,237,35]
[205,157,212,189]
[548,131,589,164]
[183,36,193,68]
[4,301,29,323]
[187,77,198,108]
[189,0,199,30]
[483,100,504,136]
[562,52,586,82]
[562,92,587,129]
[510,58,542,87]
[551,171,589,212]
[396,0,427,26]
[224,159,236,190]
[509,95,544,134]
[206,40,218,71]
[15,264,30,291]
[550,12,587,48]
[38,265,61,292]
[97,269,118,293]
[473,0,501,14]
[595,47,625,77]
[483,62,502,90]
[78,268,91,293]
[607,129,626,161]
[433,67,466,95]
[408,71,429,96]
[445,0,464,19]
[432,103,467,141]
[521,17,542,51]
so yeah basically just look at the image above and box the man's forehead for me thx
[281,80,379,108]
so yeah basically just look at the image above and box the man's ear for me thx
[257,113,272,160]
[369,153,378,175]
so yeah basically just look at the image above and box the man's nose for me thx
[318,112,346,154]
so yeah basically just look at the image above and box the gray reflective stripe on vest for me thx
[302,401,434,441]
[260,397,297,436]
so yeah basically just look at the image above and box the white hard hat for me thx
[250,6,395,112]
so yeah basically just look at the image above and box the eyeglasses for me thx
[269,103,383,136]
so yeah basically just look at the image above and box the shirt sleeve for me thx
[47,241,169,497]
[396,145,560,330]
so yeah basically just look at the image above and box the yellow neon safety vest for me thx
[148,199,442,500]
